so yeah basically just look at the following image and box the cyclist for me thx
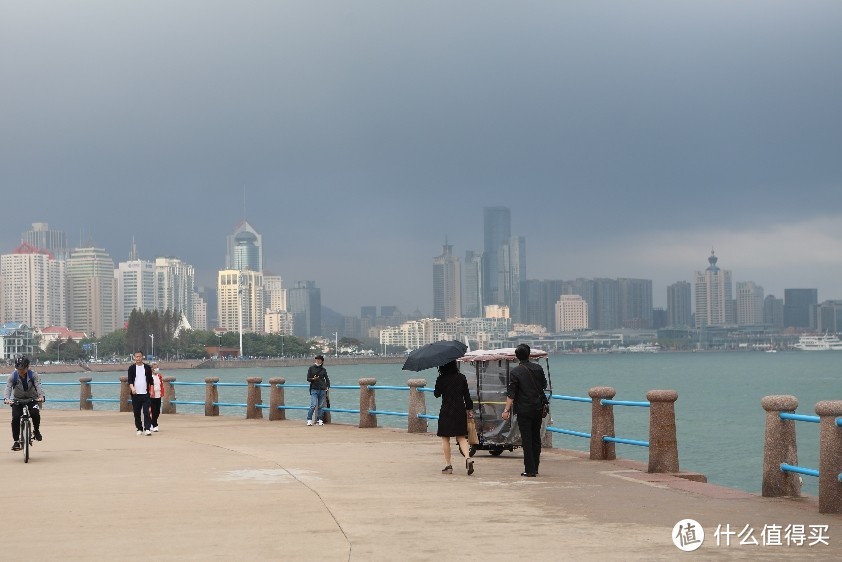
[3,356,45,451]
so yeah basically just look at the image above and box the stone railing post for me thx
[323,389,332,425]
[359,378,377,428]
[588,386,616,460]
[79,377,93,411]
[246,377,263,419]
[269,377,285,421]
[761,395,801,498]
[647,390,679,473]
[542,393,553,449]
[119,376,131,413]
[205,377,220,417]
[407,379,427,433]
[815,401,842,513]
[162,377,176,414]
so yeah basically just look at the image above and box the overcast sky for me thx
[2,1,841,317]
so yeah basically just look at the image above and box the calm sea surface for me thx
[38,351,841,495]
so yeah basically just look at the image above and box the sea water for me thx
[37,351,842,495]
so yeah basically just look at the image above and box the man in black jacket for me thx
[502,344,547,477]
[306,355,330,426]
[128,351,154,436]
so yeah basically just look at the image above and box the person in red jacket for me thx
[149,361,165,432]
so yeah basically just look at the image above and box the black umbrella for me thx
[402,340,468,372]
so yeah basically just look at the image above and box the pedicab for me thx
[456,347,552,457]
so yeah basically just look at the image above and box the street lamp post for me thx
[56,340,63,363]
[92,342,98,362]
[332,332,338,357]
[149,333,154,358]
[280,334,284,358]
[216,333,222,359]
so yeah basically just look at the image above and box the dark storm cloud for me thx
[2,1,841,314]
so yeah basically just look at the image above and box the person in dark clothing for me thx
[433,360,475,476]
[306,355,330,426]
[128,351,154,436]
[502,343,548,477]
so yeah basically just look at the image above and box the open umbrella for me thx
[402,340,468,372]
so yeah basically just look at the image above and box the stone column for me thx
[79,377,93,411]
[359,378,377,428]
[205,377,220,417]
[588,386,616,460]
[246,377,263,419]
[119,376,131,413]
[269,377,285,421]
[323,389,332,425]
[815,400,842,513]
[162,377,176,414]
[407,379,428,434]
[647,389,679,473]
[761,395,800,498]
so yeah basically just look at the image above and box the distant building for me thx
[461,250,483,318]
[555,295,588,331]
[593,278,620,330]
[499,236,526,323]
[115,253,156,325]
[66,247,117,337]
[736,281,764,326]
[226,220,263,272]
[156,257,196,327]
[618,278,653,329]
[432,242,461,320]
[667,281,692,327]
[287,281,321,338]
[1,243,65,329]
[763,295,784,329]
[483,207,510,307]
[784,288,818,329]
[217,270,264,333]
[263,274,286,312]
[0,322,35,360]
[191,293,208,331]
[21,222,70,261]
[694,250,733,328]
[816,300,842,333]
[264,309,294,335]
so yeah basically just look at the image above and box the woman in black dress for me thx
[433,360,475,475]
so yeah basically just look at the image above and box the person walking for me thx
[3,356,45,451]
[128,351,154,436]
[306,355,330,426]
[433,360,475,476]
[502,343,547,477]
[149,361,165,432]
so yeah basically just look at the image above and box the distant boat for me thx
[622,343,661,353]
[793,333,842,351]
[765,349,777,353]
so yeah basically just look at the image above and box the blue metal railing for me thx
[546,393,650,447]
[778,411,822,480]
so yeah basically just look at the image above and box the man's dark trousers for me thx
[132,393,152,431]
[517,412,542,475]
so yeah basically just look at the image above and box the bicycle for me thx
[10,398,39,463]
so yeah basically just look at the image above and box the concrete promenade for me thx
[5,409,841,561]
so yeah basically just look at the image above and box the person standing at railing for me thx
[149,362,165,432]
[4,356,45,451]
[434,360,475,476]
[128,351,154,436]
[502,344,547,477]
[306,355,330,426]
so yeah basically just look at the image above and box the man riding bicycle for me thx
[3,356,45,451]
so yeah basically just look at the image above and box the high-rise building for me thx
[191,293,208,331]
[593,278,620,330]
[226,220,263,272]
[618,278,653,329]
[66,247,117,336]
[555,295,588,331]
[541,280,566,333]
[156,257,196,326]
[499,236,526,323]
[763,295,784,329]
[263,274,286,312]
[287,281,321,338]
[115,258,156,326]
[432,242,461,320]
[736,281,764,326]
[667,281,692,327]
[0,244,65,329]
[783,288,818,329]
[21,222,69,261]
[461,250,483,318]
[217,269,264,333]
[361,306,377,320]
[694,250,733,328]
[816,300,842,333]
[482,207,510,307]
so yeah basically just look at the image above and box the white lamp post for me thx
[149,333,154,358]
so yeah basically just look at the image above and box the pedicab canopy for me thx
[457,347,549,363]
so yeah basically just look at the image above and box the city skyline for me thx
[2,2,841,316]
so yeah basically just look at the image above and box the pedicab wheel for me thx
[489,447,504,456]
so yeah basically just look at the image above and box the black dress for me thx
[434,371,473,437]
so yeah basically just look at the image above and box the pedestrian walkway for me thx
[4,410,840,561]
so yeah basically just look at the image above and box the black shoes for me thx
[466,458,475,476]
[441,465,453,474]
[521,472,537,477]
[34,430,42,441]
[11,441,21,451]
